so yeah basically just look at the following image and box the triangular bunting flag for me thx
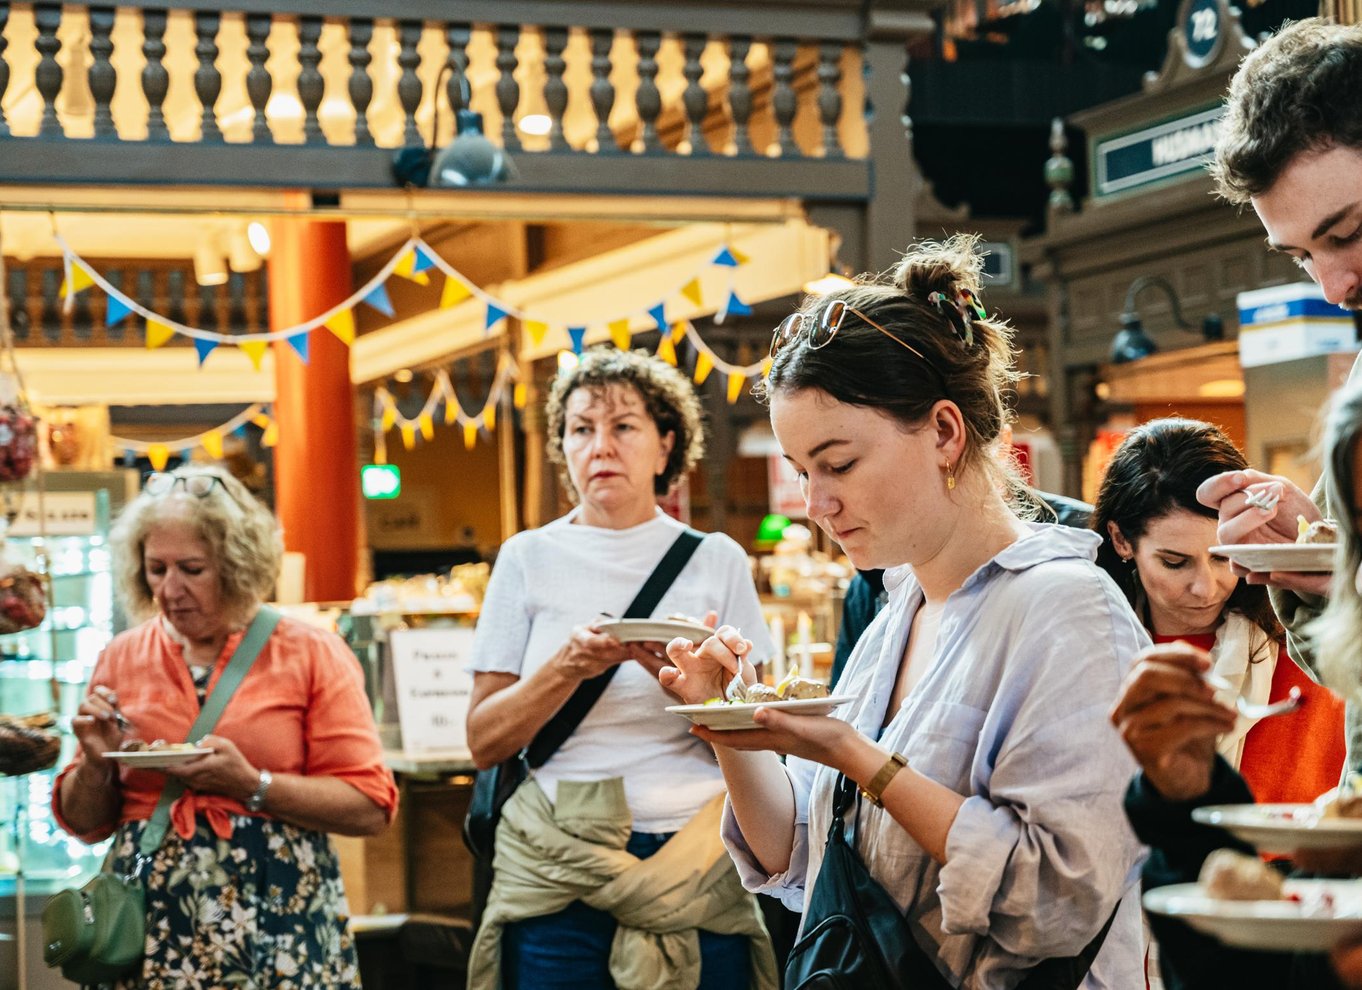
[485,302,511,332]
[193,337,218,367]
[657,335,677,366]
[711,247,740,268]
[59,262,96,299]
[441,276,472,309]
[363,283,395,318]
[463,422,478,450]
[725,291,753,318]
[412,244,437,274]
[418,413,435,442]
[648,303,667,333]
[147,444,170,471]
[483,406,496,432]
[671,321,688,344]
[444,400,459,426]
[145,320,176,350]
[608,319,632,350]
[324,309,355,345]
[694,351,715,385]
[399,422,416,450]
[568,327,586,355]
[105,293,133,326]
[727,372,747,404]
[681,277,704,308]
[202,431,224,460]
[730,247,750,265]
[381,404,397,432]
[239,340,269,371]
[252,412,272,429]
[393,250,431,286]
[287,332,310,363]
[262,421,279,448]
[513,383,528,409]
[526,321,549,347]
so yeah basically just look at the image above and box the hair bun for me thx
[891,233,986,304]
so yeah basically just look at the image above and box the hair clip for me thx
[927,290,981,348]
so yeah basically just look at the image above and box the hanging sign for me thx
[388,627,475,753]
[7,491,99,537]
[1093,105,1223,198]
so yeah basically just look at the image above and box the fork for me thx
[1243,486,1282,512]
[1235,685,1303,720]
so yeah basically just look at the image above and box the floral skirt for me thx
[106,814,361,990]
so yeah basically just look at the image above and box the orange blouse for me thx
[54,614,398,844]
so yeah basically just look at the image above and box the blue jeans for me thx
[502,830,753,990]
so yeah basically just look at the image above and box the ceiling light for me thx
[1199,379,1245,398]
[247,222,272,257]
[227,227,262,273]
[518,114,552,137]
[193,239,228,287]
[802,273,857,296]
[394,368,414,383]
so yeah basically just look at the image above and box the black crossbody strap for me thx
[525,528,703,768]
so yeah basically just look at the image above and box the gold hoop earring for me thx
[944,459,956,491]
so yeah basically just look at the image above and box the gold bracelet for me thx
[859,752,908,807]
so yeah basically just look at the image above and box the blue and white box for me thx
[1236,282,1356,368]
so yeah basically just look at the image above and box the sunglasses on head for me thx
[769,299,936,362]
[144,472,224,499]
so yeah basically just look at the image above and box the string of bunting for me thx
[373,356,520,457]
[662,321,773,403]
[55,234,758,369]
[109,402,273,470]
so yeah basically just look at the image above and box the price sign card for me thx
[388,627,475,753]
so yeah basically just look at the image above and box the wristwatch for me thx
[859,752,908,807]
[245,769,273,813]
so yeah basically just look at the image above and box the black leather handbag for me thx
[462,528,703,862]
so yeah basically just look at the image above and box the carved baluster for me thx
[7,269,28,342]
[227,273,248,332]
[818,41,843,158]
[682,33,709,155]
[397,20,422,147]
[104,269,125,341]
[728,36,753,156]
[542,26,569,150]
[634,31,661,153]
[495,25,521,151]
[245,13,272,143]
[135,269,155,337]
[445,24,471,121]
[771,38,799,157]
[34,5,63,138]
[193,13,223,142]
[0,7,9,136]
[41,269,61,343]
[298,16,324,144]
[142,10,170,141]
[166,269,187,329]
[256,269,269,333]
[88,7,117,139]
[198,283,219,333]
[348,18,374,146]
[589,28,618,153]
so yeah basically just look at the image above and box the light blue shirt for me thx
[722,524,1150,989]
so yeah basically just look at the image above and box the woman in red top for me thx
[1093,418,1345,806]
[53,466,398,989]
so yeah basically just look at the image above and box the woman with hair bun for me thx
[663,236,1147,987]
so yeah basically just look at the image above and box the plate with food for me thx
[1144,850,1362,950]
[1193,801,1362,853]
[594,617,716,643]
[667,672,854,730]
[1210,516,1339,573]
[103,742,213,767]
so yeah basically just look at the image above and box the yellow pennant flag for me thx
[239,340,269,371]
[441,276,472,309]
[59,263,95,299]
[526,321,549,347]
[657,335,677,366]
[608,320,632,350]
[727,372,746,404]
[761,357,773,378]
[145,320,176,350]
[262,421,279,448]
[324,309,356,345]
[513,383,528,409]
[731,247,751,266]
[483,406,496,432]
[399,422,416,450]
[694,351,714,385]
[393,250,431,286]
[147,444,170,471]
[380,403,396,432]
[252,412,272,429]
[670,321,688,344]
[463,422,478,450]
[201,431,224,460]
[444,400,459,426]
[680,277,704,308]
[418,413,435,442]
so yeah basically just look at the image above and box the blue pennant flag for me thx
[287,332,310,363]
[105,293,133,326]
[412,244,437,274]
[485,302,511,332]
[712,247,740,268]
[233,424,248,439]
[648,303,667,333]
[363,283,395,318]
[568,327,587,354]
[193,337,218,366]
[725,291,753,318]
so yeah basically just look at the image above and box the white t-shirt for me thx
[469,507,775,832]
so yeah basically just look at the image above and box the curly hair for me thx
[110,465,283,624]
[544,346,706,500]
[755,234,1034,514]
[1211,18,1362,204]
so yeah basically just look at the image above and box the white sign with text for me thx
[388,627,474,753]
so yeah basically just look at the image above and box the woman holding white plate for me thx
[464,346,778,990]
[663,236,1147,988]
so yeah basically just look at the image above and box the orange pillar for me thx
[268,208,359,602]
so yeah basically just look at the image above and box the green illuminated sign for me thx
[361,464,401,500]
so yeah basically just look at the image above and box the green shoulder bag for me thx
[42,607,281,984]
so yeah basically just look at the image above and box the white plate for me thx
[102,747,214,767]
[1192,803,1362,853]
[1143,880,1362,950]
[666,695,856,731]
[594,618,715,643]
[1210,543,1337,573]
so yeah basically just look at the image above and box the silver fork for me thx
[1235,685,1303,720]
